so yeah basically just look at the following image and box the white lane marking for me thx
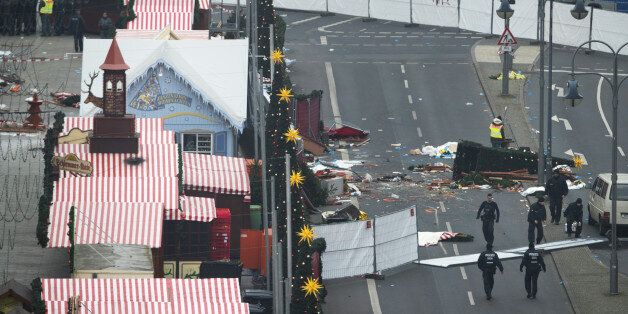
[468,291,475,305]
[439,242,448,255]
[417,127,423,138]
[325,62,341,124]
[435,208,439,226]
[404,80,409,89]
[551,83,565,97]
[446,221,452,232]
[597,77,613,137]
[412,110,417,120]
[400,65,405,73]
[619,146,626,157]
[320,36,328,45]
[367,279,383,314]
[439,201,446,213]
[318,17,360,32]
[290,15,321,26]
[551,115,572,131]
[460,266,468,280]
[408,95,413,104]
[453,244,460,256]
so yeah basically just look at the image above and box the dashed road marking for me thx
[439,201,446,213]
[468,291,475,305]
[408,95,413,104]
[367,279,383,314]
[417,127,423,138]
[446,221,452,232]
[619,146,626,157]
[412,110,417,120]
[460,267,468,280]
[290,15,321,26]
[401,65,405,73]
[404,80,409,89]
[439,242,448,255]
[320,36,327,45]
[453,244,459,255]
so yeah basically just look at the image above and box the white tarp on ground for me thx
[375,206,418,271]
[371,0,411,24]
[313,220,374,279]
[79,39,248,131]
[412,0,458,29]
[418,231,445,247]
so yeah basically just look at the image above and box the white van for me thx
[587,173,628,236]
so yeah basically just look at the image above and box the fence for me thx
[313,206,418,280]
[220,0,628,54]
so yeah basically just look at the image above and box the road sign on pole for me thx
[498,28,517,45]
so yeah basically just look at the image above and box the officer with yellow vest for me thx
[39,0,53,36]
[489,117,505,148]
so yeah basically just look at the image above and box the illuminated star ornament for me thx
[271,48,284,64]
[284,127,301,143]
[301,277,323,299]
[290,170,304,187]
[277,87,293,103]
[297,224,314,246]
[573,154,585,169]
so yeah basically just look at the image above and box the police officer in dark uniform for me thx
[528,197,547,244]
[477,243,504,300]
[23,0,37,35]
[476,193,500,245]
[520,242,546,299]
[68,8,84,52]
[53,0,65,36]
[545,169,569,225]
[564,198,584,238]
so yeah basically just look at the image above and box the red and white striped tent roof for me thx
[166,196,217,222]
[182,153,250,195]
[42,278,248,314]
[55,144,177,178]
[62,117,175,145]
[199,0,209,10]
[47,202,164,248]
[125,0,196,31]
[53,177,178,210]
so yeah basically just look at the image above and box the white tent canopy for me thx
[80,38,248,131]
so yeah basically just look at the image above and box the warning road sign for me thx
[498,28,517,45]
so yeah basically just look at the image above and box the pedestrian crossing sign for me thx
[498,28,517,45]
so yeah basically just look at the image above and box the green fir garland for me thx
[31,278,46,314]
[68,206,75,273]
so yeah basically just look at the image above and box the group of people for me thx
[475,169,584,301]
[0,0,38,36]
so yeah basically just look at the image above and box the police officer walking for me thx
[68,9,84,52]
[528,197,547,244]
[489,117,506,148]
[476,193,500,245]
[23,0,37,35]
[520,243,546,299]
[564,198,584,238]
[545,169,569,225]
[477,243,504,300]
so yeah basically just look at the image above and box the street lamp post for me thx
[497,0,514,96]
[564,39,627,295]
[585,1,603,54]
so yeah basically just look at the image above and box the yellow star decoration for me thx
[277,87,293,103]
[290,170,304,187]
[271,48,284,64]
[297,224,315,246]
[284,127,301,143]
[573,154,585,169]
[301,277,323,299]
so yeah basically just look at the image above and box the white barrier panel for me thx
[412,0,458,28]
[371,0,411,24]
[314,220,374,279]
[551,3,590,50]
[459,0,493,35]
[590,7,628,54]
[374,206,418,271]
[276,0,327,12]
[492,0,537,41]
[329,0,370,17]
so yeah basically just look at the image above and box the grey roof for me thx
[0,279,33,303]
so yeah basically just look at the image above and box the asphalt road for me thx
[282,11,573,314]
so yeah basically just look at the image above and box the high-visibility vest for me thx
[40,0,54,14]
[489,124,503,139]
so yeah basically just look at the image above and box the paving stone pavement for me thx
[473,37,628,313]
[0,34,81,287]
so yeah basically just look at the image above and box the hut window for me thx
[106,81,113,91]
[116,80,124,92]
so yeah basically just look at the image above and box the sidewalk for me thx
[472,38,628,313]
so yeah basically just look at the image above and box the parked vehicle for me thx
[587,173,628,236]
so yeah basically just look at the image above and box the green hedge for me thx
[452,141,574,180]
[31,278,45,314]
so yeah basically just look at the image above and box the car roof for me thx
[597,173,628,183]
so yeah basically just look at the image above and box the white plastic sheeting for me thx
[329,0,370,17]
[374,206,418,271]
[313,220,374,279]
[275,0,327,12]
[412,0,458,28]
[459,0,493,35]
[371,0,411,24]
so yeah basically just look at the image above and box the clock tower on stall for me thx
[89,38,139,154]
